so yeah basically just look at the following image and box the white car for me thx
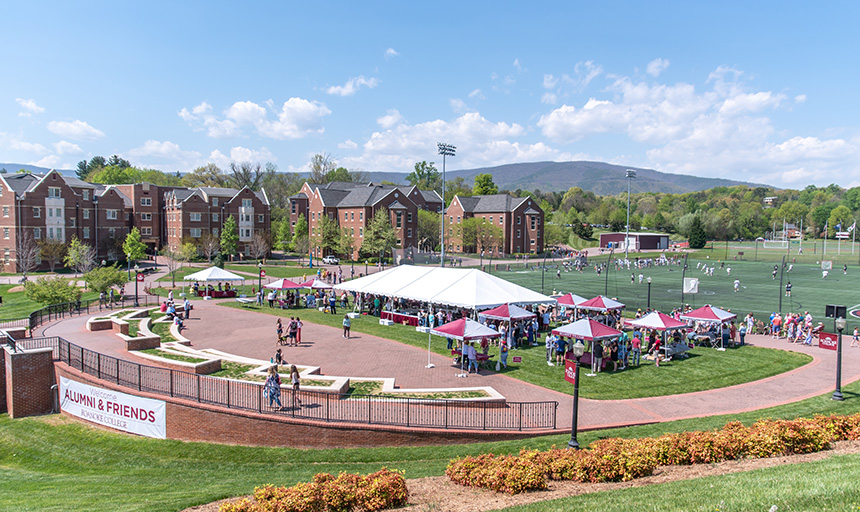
[322,256,340,264]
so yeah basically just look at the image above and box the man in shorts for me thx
[554,335,567,365]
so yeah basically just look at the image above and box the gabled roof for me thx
[316,188,350,207]
[454,194,535,214]
[100,186,133,207]
[387,200,407,210]
[199,186,240,198]
[289,192,308,199]
[0,171,96,198]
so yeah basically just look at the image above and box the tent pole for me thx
[425,330,435,369]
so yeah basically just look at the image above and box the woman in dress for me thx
[290,364,302,407]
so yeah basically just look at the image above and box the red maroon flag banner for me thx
[565,359,577,384]
[819,332,838,351]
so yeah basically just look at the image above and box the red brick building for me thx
[445,194,544,255]
[0,170,271,271]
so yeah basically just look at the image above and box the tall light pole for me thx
[437,142,456,267]
[567,339,586,449]
[625,169,636,259]
[258,261,263,296]
[133,264,140,307]
[646,276,652,310]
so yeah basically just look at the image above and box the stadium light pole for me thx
[437,143,456,267]
[625,169,636,259]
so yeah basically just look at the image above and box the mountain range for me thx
[0,161,767,196]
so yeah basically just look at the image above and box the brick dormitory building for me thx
[289,181,543,259]
[0,170,270,272]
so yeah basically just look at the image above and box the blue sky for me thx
[2,1,859,187]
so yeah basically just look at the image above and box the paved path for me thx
[40,281,860,432]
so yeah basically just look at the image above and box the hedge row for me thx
[447,413,860,494]
[219,468,408,512]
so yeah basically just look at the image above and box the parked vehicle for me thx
[322,256,340,264]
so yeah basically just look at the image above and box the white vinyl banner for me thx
[60,377,166,439]
[683,277,699,294]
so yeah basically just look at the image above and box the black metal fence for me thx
[23,336,557,431]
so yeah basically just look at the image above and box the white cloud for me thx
[53,140,82,155]
[46,120,104,141]
[543,74,558,89]
[16,98,44,115]
[449,98,471,114]
[541,92,557,105]
[468,89,485,100]
[9,138,48,153]
[385,48,399,59]
[513,58,522,70]
[646,58,670,77]
[338,139,358,150]
[180,98,330,140]
[31,155,61,168]
[127,140,203,171]
[795,94,807,103]
[326,76,380,96]
[208,146,276,168]
[376,109,404,129]
[339,112,573,172]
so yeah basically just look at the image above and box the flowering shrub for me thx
[447,414,860,494]
[219,468,407,512]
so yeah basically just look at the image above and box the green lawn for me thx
[2,376,860,512]
[0,283,100,321]
[219,302,809,400]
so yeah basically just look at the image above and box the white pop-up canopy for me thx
[333,265,554,310]
[183,266,245,282]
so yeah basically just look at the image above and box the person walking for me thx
[739,322,747,346]
[342,314,351,338]
[290,364,302,407]
[264,365,282,409]
[785,281,792,297]
[184,297,191,319]
[851,327,859,348]
[545,332,555,366]
[276,318,284,345]
[631,333,642,366]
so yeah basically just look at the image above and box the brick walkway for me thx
[40,284,860,433]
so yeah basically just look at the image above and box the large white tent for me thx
[183,266,245,282]
[333,265,554,309]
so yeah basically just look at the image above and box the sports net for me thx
[762,240,788,250]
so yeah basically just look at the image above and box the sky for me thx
[2,2,859,188]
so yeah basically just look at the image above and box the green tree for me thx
[275,219,293,251]
[339,227,356,259]
[405,161,440,192]
[326,166,352,183]
[24,276,82,306]
[688,215,708,249]
[228,161,265,190]
[361,209,397,257]
[291,214,309,255]
[315,215,341,256]
[122,227,148,265]
[472,173,499,195]
[39,239,67,272]
[828,205,852,237]
[181,163,229,188]
[309,153,336,184]
[544,223,568,247]
[416,209,441,252]
[83,265,126,294]
[64,237,97,276]
[220,215,239,259]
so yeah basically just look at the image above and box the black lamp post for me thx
[833,316,846,401]
[568,339,586,449]
[258,261,263,295]
[133,264,140,307]
[646,276,652,310]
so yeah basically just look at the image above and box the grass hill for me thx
[367,161,767,195]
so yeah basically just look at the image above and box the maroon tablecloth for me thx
[196,290,237,298]
[381,311,419,326]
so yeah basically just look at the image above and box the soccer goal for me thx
[762,240,789,250]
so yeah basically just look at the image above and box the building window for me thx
[83,227,90,239]
[212,228,218,236]
[359,211,363,221]
[140,213,152,221]
[258,214,264,223]
[489,216,493,223]
[69,218,76,228]
[531,216,536,229]
[83,190,89,201]
[106,210,118,220]
[3,227,9,239]
[56,208,62,217]
[212,213,219,222]
[407,228,412,238]
[531,239,535,245]
[344,212,348,221]
[34,227,41,239]
[212,198,219,207]
[291,201,296,214]
[312,212,315,220]
[190,228,202,238]
[4,248,8,264]
[109,228,116,238]
[407,212,412,223]
[190,213,201,222]
[396,212,402,228]
[449,216,453,224]
[142,227,152,236]
[140,197,152,206]
[83,209,89,219]
[33,207,40,218]
[499,217,503,224]
[518,216,522,225]
[242,199,252,208]
[517,229,521,238]
[457,216,461,223]
[350,212,354,221]
[359,227,363,237]
[48,187,61,198]
[48,208,52,218]
[2,206,7,217]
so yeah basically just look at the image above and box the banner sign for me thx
[683,278,699,294]
[819,332,838,351]
[564,359,577,384]
[512,356,522,363]
[60,377,166,439]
